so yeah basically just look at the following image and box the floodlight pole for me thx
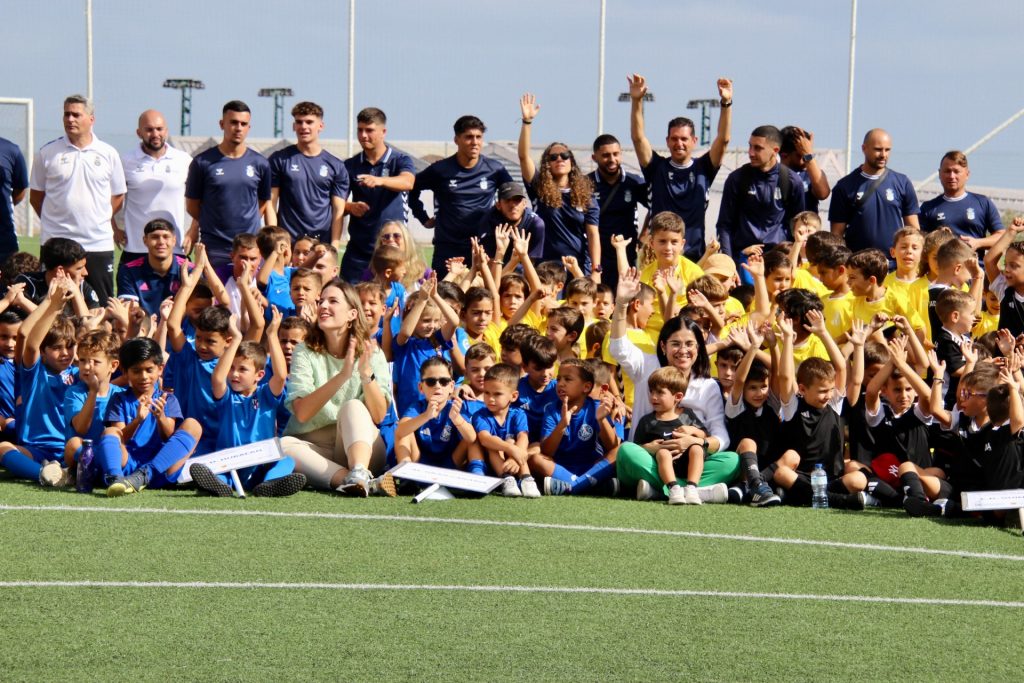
[259,88,294,138]
[686,99,720,146]
[597,0,606,136]
[348,0,356,157]
[85,0,94,101]
[915,105,1024,190]
[845,0,857,174]
[163,79,205,136]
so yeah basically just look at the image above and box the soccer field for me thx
[1,480,1021,682]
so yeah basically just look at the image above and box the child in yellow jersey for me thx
[776,288,830,364]
[703,254,747,321]
[974,288,1000,338]
[847,248,926,340]
[635,212,704,336]
[815,243,855,342]
[788,212,832,300]
[884,227,928,332]
[545,306,584,363]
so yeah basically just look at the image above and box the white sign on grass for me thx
[177,438,284,484]
[961,489,1024,511]
[389,461,503,494]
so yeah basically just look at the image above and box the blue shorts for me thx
[25,443,63,464]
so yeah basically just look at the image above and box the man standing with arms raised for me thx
[30,94,126,304]
[185,100,271,273]
[342,107,415,283]
[118,109,192,264]
[409,115,513,274]
[266,101,349,248]
[629,74,732,261]
[919,150,1003,249]
[588,134,647,289]
[830,128,919,253]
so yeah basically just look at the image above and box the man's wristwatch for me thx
[720,99,732,108]
[802,153,815,163]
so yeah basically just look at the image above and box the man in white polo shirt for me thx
[117,109,192,267]
[29,94,126,305]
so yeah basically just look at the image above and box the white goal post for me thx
[0,97,34,237]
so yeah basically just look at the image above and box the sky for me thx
[2,0,1023,188]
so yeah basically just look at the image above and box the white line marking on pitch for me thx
[0,580,1021,609]
[1,503,1022,563]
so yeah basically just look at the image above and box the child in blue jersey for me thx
[497,323,534,370]
[188,308,306,497]
[62,330,124,485]
[395,357,478,471]
[97,338,203,495]
[0,309,22,440]
[257,228,297,318]
[0,278,78,485]
[371,244,408,310]
[533,358,620,496]
[392,275,459,416]
[288,268,321,324]
[168,248,264,456]
[468,363,540,498]
[456,343,495,417]
[515,334,559,442]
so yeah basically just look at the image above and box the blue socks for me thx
[0,449,42,481]
[150,429,198,480]
[96,434,125,483]
[550,463,576,485]
[467,459,485,476]
[564,459,614,495]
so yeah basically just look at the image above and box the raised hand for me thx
[520,93,541,122]
[777,313,795,338]
[848,318,869,346]
[301,302,317,324]
[727,324,751,352]
[596,392,614,421]
[559,396,577,426]
[610,234,632,251]
[422,272,438,298]
[511,227,531,257]
[494,223,512,259]
[742,252,765,279]
[627,74,648,101]
[448,395,464,423]
[717,77,733,102]
[158,297,173,322]
[888,335,909,364]
[958,337,978,366]
[804,309,827,337]
[445,257,468,278]
[927,350,945,378]
[615,267,641,304]
[2,282,25,304]
[151,392,168,419]
[687,288,711,311]
[792,127,814,156]
[267,306,283,334]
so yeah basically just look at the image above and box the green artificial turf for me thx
[0,481,1021,681]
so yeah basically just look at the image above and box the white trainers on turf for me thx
[667,485,687,505]
[683,484,703,505]
[519,477,541,498]
[501,475,522,497]
[697,483,728,504]
[637,479,657,501]
[39,460,70,487]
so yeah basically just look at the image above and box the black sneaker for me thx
[903,496,942,518]
[190,463,233,497]
[106,467,151,497]
[749,483,782,507]
[252,473,307,497]
[828,491,865,511]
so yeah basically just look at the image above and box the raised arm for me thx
[21,278,73,368]
[198,244,230,307]
[627,74,653,168]
[237,266,267,342]
[846,319,867,404]
[776,314,797,404]
[926,352,952,427]
[166,248,206,353]
[792,128,829,200]
[806,309,846,393]
[397,279,432,346]
[984,216,1024,283]
[730,324,760,405]
[518,94,540,185]
[211,315,243,400]
[707,78,733,168]
[265,307,288,396]
[611,267,641,341]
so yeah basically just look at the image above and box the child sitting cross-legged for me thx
[188,308,307,497]
[532,358,621,496]
[98,338,203,496]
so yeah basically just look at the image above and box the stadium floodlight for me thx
[617,92,654,103]
[686,99,720,146]
[258,88,294,139]
[163,78,205,136]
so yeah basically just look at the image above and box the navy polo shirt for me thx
[588,169,648,239]
[269,145,349,243]
[0,137,27,254]
[793,168,819,215]
[409,155,512,266]
[642,151,719,259]
[919,191,1002,240]
[185,147,271,263]
[526,181,600,272]
[115,254,188,316]
[828,168,919,253]
[342,146,415,266]
[717,163,805,257]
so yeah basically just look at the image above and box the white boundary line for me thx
[2,503,1022,563]
[0,580,1021,609]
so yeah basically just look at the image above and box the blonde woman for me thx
[281,278,396,495]
[369,220,428,289]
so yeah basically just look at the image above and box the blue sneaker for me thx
[749,482,782,507]
[543,477,571,496]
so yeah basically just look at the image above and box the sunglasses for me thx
[423,377,453,387]
[381,232,402,241]
[958,389,986,399]
[546,151,572,162]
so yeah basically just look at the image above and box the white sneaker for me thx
[637,479,657,501]
[679,483,704,505]
[863,492,881,508]
[519,477,541,498]
[667,485,687,505]
[697,483,728,504]
[39,460,70,487]
[501,476,522,497]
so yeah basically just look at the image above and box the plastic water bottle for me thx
[811,463,829,509]
[76,439,94,494]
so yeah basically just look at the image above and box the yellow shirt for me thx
[787,333,830,366]
[520,307,547,334]
[884,272,929,335]
[824,290,855,340]
[602,328,656,409]
[852,287,926,333]
[640,256,704,337]
[793,267,829,299]
[974,311,999,339]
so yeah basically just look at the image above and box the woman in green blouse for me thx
[281,279,396,496]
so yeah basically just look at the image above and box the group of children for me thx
[0,208,1022,522]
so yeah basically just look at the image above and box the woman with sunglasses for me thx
[365,220,428,290]
[394,356,478,472]
[518,94,601,282]
[280,278,397,496]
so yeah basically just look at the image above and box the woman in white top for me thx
[281,278,396,496]
[609,268,740,501]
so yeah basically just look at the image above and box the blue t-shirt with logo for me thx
[541,397,607,474]
[17,359,77,454]
[526,181,600,273]
[471,405,529,443]
[642,151,719,260]
[185,147,271,263]
[402,398,464,468]
[170,342,219,454]
[919,191,1003,241]
[116,254,188,316]
[717,163,805,257]
[215,382,283,450]
[63,381,125,441]
[105,388,183,461]
[515,375,559,442]
[342,147,416,267]
[828,168,920,253]
[269,145,349,243]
